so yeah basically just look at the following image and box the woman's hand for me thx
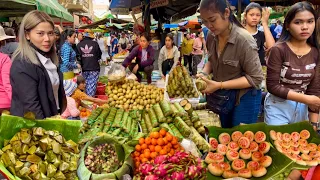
[261,8,270,25]
[201,76,221,94]
[305,95,320,107]
[132,64,139,74]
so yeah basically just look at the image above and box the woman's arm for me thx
[158,47,166,75]
[122,46,138,68]
[11,67,44,118]
[84,96,108,104]
[261,8,275,49]
[1,56,12,101]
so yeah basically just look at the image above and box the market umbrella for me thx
[109,0,141,9]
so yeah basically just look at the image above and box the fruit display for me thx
[106,79,164,110]
[207,131,272,178]
[0,127,79,180]
[132,128,184,170]
[133,151,207,180]
[166,66,199,99]
[79,107,140,145]
[113,50,129,59]
[270,129,320,166]
[84,143,122,174]
[79,106,91,119]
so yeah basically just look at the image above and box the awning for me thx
[0,0,73,22]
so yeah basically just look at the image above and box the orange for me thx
[159,129,167,136]
[163,137,168,145]
[143,149,150,153]
[139,138,145,145]
[155,145,162,152]
[151,138,158,146]
[159,149,167,155]
[134,157,140,162]
[170,149,175,155]
[135,144,142,152]
[157,138,165,146]
[141,144,147,150]
[145,137,151,145]
[171,138,178,145]
[141,158,148,163]
[149,145,155,152]
[139,154,145,159]
[153,132,160,139]
[164,145,171,153]
[166,134,173,142]
[150,152,158,159]
[166,143,172,148]
[135,161,140,168]
[174,144,180,149]
[144,151,151,159]
[134,151,140,157]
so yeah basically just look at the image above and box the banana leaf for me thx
[77,134,134,180]
[266,121,320,170]
[207,123,294,180]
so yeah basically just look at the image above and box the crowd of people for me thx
[0,0,318,137]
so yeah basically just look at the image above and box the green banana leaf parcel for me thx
[206,121,320,180]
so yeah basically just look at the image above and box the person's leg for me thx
[143,65,154,84]
[129,63,141,82]
[219,112,234,128]
[85,71,100,97]
[192,55,202,76]
[232,89,262,127]
[264,93,293,125]
[183,55,188,67]
[162,60,171,75]
[188,55,193,73]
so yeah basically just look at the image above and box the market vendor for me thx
[10,10,67,119]
[198,0,263,128]
[122,32,155,84]
[158,33,180,79]
[264,2,320,127]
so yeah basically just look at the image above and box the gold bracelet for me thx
[220,81,223,90]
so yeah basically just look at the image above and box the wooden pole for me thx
[237,0,241,20]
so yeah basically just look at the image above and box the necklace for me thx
[296,55,304,59]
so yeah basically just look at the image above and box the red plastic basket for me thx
[96,83,106,95]
[95,95,108,100]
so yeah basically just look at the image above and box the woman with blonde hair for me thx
[10,10,67,119]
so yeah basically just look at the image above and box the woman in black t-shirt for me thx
[244,3,275,66]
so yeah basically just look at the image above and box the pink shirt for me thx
[61,97,80,118]
[192,37,204,55]
[0,53,11,108]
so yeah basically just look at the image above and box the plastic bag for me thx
[108,63,126,83]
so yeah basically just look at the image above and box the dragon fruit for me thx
[139,163,154,176]
[168,155,180,164]
[144,175,159,180]
[154,163,174,177]
[154,155,167,165]
[188,165,199,178]
[171,171,185,180]
[174,151,189,162]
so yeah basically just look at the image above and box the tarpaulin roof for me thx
[0,0,73,22]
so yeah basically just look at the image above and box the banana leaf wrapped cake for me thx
[0,127,80,180]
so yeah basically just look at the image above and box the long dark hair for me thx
[199,0,243,28]
[278,1,317,48]
[60,28,75,47]
[244,2,262,26]
[165,33,175,47]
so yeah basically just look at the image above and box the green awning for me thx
[0,0,73,22]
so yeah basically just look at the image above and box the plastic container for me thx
[95,95,108,100]
[96,82,106,95]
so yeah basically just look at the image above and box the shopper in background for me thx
[198,0,263,128]
[265,2,320,127]
[0,27,19,57]
[191,31,205,76]
[274,20,283,41]
[77,32,102,96]
[181,32,194,72]
[10,10,67,119]
[244,3,275,66]
[59,29,78,80]
[75,32,83,45]
[0,52,12,114]
[270,19,277,40]
[96,33,109,63]
[110,34,118,56]
[118,32,130,51]
[158,33,180,79]
[122,32,155,84]
[104,33,111,56]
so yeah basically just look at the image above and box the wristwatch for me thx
[310,121,320,130]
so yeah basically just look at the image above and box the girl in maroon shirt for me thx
[265,2,320,128]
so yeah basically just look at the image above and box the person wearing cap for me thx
[63,76,107,107]
[77,33,102,96]
[10,11,67,119]
[0,27,18,57]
